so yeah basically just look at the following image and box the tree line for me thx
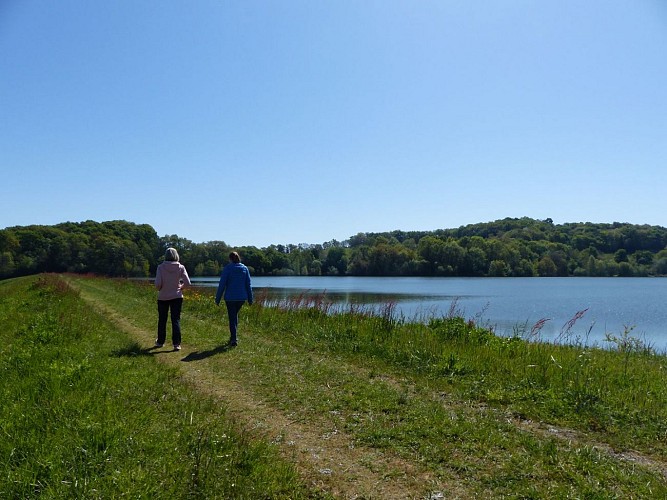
[2,217,667,279]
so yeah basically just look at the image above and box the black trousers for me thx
[225,300,244,344]
[157,298,183,345]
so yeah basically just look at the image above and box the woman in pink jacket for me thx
[154,247,191,350]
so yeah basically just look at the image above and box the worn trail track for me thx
[70,279,462,499]
[69,277,667,498]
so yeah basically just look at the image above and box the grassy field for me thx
[2,274,666,498]
[0,275,313,499]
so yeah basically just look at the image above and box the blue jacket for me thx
[215,263,253,304]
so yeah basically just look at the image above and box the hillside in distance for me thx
[2,217,667,278]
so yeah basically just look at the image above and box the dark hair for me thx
[229,251,241,263]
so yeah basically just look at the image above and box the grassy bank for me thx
[3,274,667,498]
[0,275,313,499]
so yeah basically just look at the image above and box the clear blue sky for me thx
[2,1,666,248]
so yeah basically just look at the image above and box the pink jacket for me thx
[155,261,191,300]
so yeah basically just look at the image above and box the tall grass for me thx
[246,289,667,496]
[246,288,667,454]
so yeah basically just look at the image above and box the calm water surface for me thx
[193,276,667,351]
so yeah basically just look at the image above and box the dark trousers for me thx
[157,298,183,345]
[225,300,244,344]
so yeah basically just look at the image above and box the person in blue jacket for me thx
[215,251,253,346]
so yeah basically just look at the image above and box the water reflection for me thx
[253,287,454,305]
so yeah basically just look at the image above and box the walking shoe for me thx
[174,344,181,351]
[154,340,164,348]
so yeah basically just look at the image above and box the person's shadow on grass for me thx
[112,342,159,357]
[181,344,234,362]
[112,341,234,360]
[112,342,181,357]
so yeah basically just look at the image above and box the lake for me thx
[192,276,667,352]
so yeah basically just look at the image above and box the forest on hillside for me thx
[2,217,667,279]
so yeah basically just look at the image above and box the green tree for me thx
[462,247,487,276]
[0,230,19,254]
[618,261,634,277]
[586,256,601,277]
[368,243,414,276]
[309,259,322,276]
[0,251,15,277]
[614,249,629,263]
[238,247,269,274]
[488,259,510,277]
[633,250,654,266]
[513,259,535,277]
[323,246,348,275]
[537,256,558,277]
[653,258,667,275]
[548,250,569,276]
[441,240,465,274]
[417,236,446,275]
[347,245,371,276]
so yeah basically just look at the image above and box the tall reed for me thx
[249,290,667,453]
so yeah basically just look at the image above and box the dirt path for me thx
[71,280,466,499]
